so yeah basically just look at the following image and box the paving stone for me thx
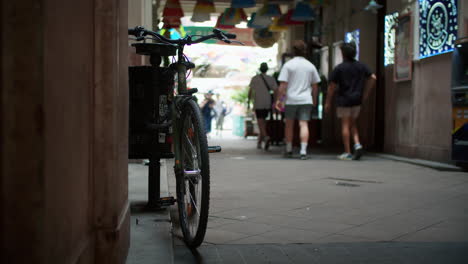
[259,228,327,244]
[163,137,468,263]
[203,229,250,244]
[218,221,276,236]
[174,242,468,264]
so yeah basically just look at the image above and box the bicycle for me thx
[128,26,242,248]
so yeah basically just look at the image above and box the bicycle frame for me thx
[172,45,190,177]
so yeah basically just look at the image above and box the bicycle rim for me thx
[176,100,210,248]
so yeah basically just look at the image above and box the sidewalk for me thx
[171,135,468,263]
[127,132,468,263]
[127,160,174,264]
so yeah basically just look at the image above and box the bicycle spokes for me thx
[181,112,204,237]
[175,100,210,248]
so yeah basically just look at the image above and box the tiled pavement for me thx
[127,132,468,263]
[168,135,468,263]
[173,242,468,264]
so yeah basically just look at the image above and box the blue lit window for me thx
[419,0,458,59]
[345,29,360,60]
[384,12,398,66]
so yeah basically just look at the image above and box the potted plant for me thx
[230,87,256,137]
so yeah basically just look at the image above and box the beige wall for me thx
[128,0,153,66]
[384,0,453,162]
[1,0,129,263]
[460,0,468,37]
[128,0,153,29]
[320,0,455,162]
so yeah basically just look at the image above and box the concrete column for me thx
[1,0,130,263]
[1,1,46,262]
[128,0,153,66]
[93,0,130,262]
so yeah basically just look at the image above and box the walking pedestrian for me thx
[324,42,377,160]
[275,40,320,160]
[200,90,216,136]
[214,94,231,136]
[248,62,278,150]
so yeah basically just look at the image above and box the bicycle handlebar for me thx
[128,26,239,46]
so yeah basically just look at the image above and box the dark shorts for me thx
[255,109,270,119]
[284,104,313,121]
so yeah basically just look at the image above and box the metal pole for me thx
[374,0,386,152]
[147,157,161,208]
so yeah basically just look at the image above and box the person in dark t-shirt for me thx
[325,42,376,161]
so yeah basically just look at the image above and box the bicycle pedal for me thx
[208,146,222,153]
[157,197,176,207]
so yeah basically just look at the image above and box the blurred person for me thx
[275,40,320,160]
[200,90,216,136]
[324,42,376,160]
[248,62,278,150]
[214,94,231,135]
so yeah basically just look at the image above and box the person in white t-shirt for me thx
[275,40,320,159]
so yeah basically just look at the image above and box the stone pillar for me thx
[1,2,46,262]
[93,0,130,262]
[1,0,130,263]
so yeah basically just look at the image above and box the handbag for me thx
[260,74,284,113]
[259,74,274,107]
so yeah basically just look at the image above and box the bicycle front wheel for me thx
[176,99,210,248]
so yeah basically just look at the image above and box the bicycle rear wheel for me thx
[176,99,210,248]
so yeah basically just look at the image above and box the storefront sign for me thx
[345,29,360,60]
[395,13,413,82]
[419,0,458,58]
[384,12,399,66]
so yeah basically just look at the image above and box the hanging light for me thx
[269,17,287,32]
[191,0,215,22]
[231,0,256,9]
[236,8,248,22]
[162,0,184,28]
[364,0,383,14]
[215,13,235,29]
[191,10,211,22]
[163,17,182,29]
[219,8,241,26]
[284,9,304,25]
[195,0,215,13]
[162,0,184,17]
[258,2,282,17]
[291,1,315,21]
[247,12,272,28]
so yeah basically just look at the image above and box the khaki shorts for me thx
[337,106,361,118]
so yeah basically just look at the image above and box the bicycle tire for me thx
[175,99,210,248]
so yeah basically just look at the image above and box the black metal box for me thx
[128,66,174,159]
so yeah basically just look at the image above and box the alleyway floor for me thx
[130,132,468,263]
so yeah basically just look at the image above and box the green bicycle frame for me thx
[172,45,190,175]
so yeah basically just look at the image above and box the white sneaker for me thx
[338,153,353,161]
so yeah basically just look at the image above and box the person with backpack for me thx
[248,62,278,150]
